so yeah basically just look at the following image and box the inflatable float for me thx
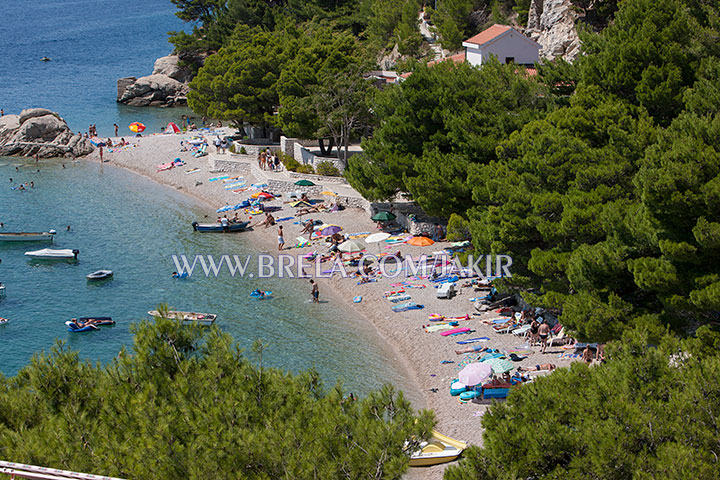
[250,289,272,299]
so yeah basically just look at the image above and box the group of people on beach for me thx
[258,149,281,171]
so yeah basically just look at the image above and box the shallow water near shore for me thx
[0,159,418,399]
[0,0,191,137]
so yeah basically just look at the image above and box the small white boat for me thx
[25,248,79,260]
[87,270,113,280]
[409,430,467,467]
[0,283,5,298]
[0,317,9,325]
[148,310,217,325]
[0,230,55,242]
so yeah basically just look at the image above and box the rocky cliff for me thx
[117,54,192,107]
[0,108,94,158]
[526,0,581,61]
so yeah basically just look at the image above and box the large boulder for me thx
[117,74,189,107]
[0,109,94,158]
[526,0,581,61]
[152,55,192,83]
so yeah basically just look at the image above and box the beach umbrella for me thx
[216,205,233,213]
[371,211,396,222]
[319,225,342,236]
[338,239,366,253]
[290,200,311,208]
[407,236,435,247]
[321,190,337,196]
[257,192,274,199]
[457,362,492,387]
[294,179,315,186]
[128,122,146,133]
[484,358,515,375]
[365,232,391,244]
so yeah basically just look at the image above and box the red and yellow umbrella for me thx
[128,122,146,133]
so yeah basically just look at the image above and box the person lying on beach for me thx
[455,345,489,355]
[253,213,275,228]
[296,206,323,217]
[517,363,556,372]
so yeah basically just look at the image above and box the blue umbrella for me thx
[216,205,233,213]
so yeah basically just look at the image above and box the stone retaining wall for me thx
[208,156,252,174]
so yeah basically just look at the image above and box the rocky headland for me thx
[117,54,196,107]
[0,108,94,158]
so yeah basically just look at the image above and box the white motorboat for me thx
[0,230,56,242]
[24,248,79,260]
[86,270,113,280]
[0,283,5,298]
[148,310,217,325]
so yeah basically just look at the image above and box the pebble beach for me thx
[94,129,579,469]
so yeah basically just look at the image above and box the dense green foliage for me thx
[0,317,433,478]
[445,329,720,479]
[348,0,720,343]
[346,59,548,217]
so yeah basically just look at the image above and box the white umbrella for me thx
[338,239,366,253]
[458,362,492,386]
[365,232,391,244]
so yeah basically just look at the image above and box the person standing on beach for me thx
[310,279,319,303]
[221,215,229,233]
[114,123,118,136]
[99,146,103,162]
[538,322,551,353]
[214,136,221,153]
[278,225,284,250]
[1,109,4,116]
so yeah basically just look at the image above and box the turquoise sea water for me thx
[0,0,191,137]
[0,159,415,397]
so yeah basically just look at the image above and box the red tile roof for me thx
[427,51,466,66]
[464,24,512,46]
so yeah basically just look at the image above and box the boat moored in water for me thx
[86,270,113,280]
[25,248,79,260]
[148,310,217,325]
[0,230,56,242]
[191,221,250,232]
[0,283,5,298]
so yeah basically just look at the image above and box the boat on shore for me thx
[191,221,250,232]
[0,230,56,242]
[87,270,113,280]
[409,430,468,467]
[148,310,217,325]
[24,248,79,260]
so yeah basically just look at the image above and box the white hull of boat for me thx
[24,248,79,260]
[0,231,55,242]
[409,430,467,467]
[0,285,5,298]
[148,310,217,325]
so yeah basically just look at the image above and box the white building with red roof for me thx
[462,24,540,67]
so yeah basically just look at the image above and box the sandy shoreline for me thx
[84,131,576,478]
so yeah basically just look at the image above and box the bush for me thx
[279,152,302,171]
[446,213,470,242]
[297,164,315,174]
[316,161,341,177]
[238,145,247,154]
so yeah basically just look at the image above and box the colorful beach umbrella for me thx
[458,362,492,387]
[484,358,515,374]
[338,239,366,253]
[319,225,342,236]
[321,190,337,196]
[365,232,391,244]
[294,179,315,186]
[407,236,435,247]
[128,122,146,133]
[371,211,396,222]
